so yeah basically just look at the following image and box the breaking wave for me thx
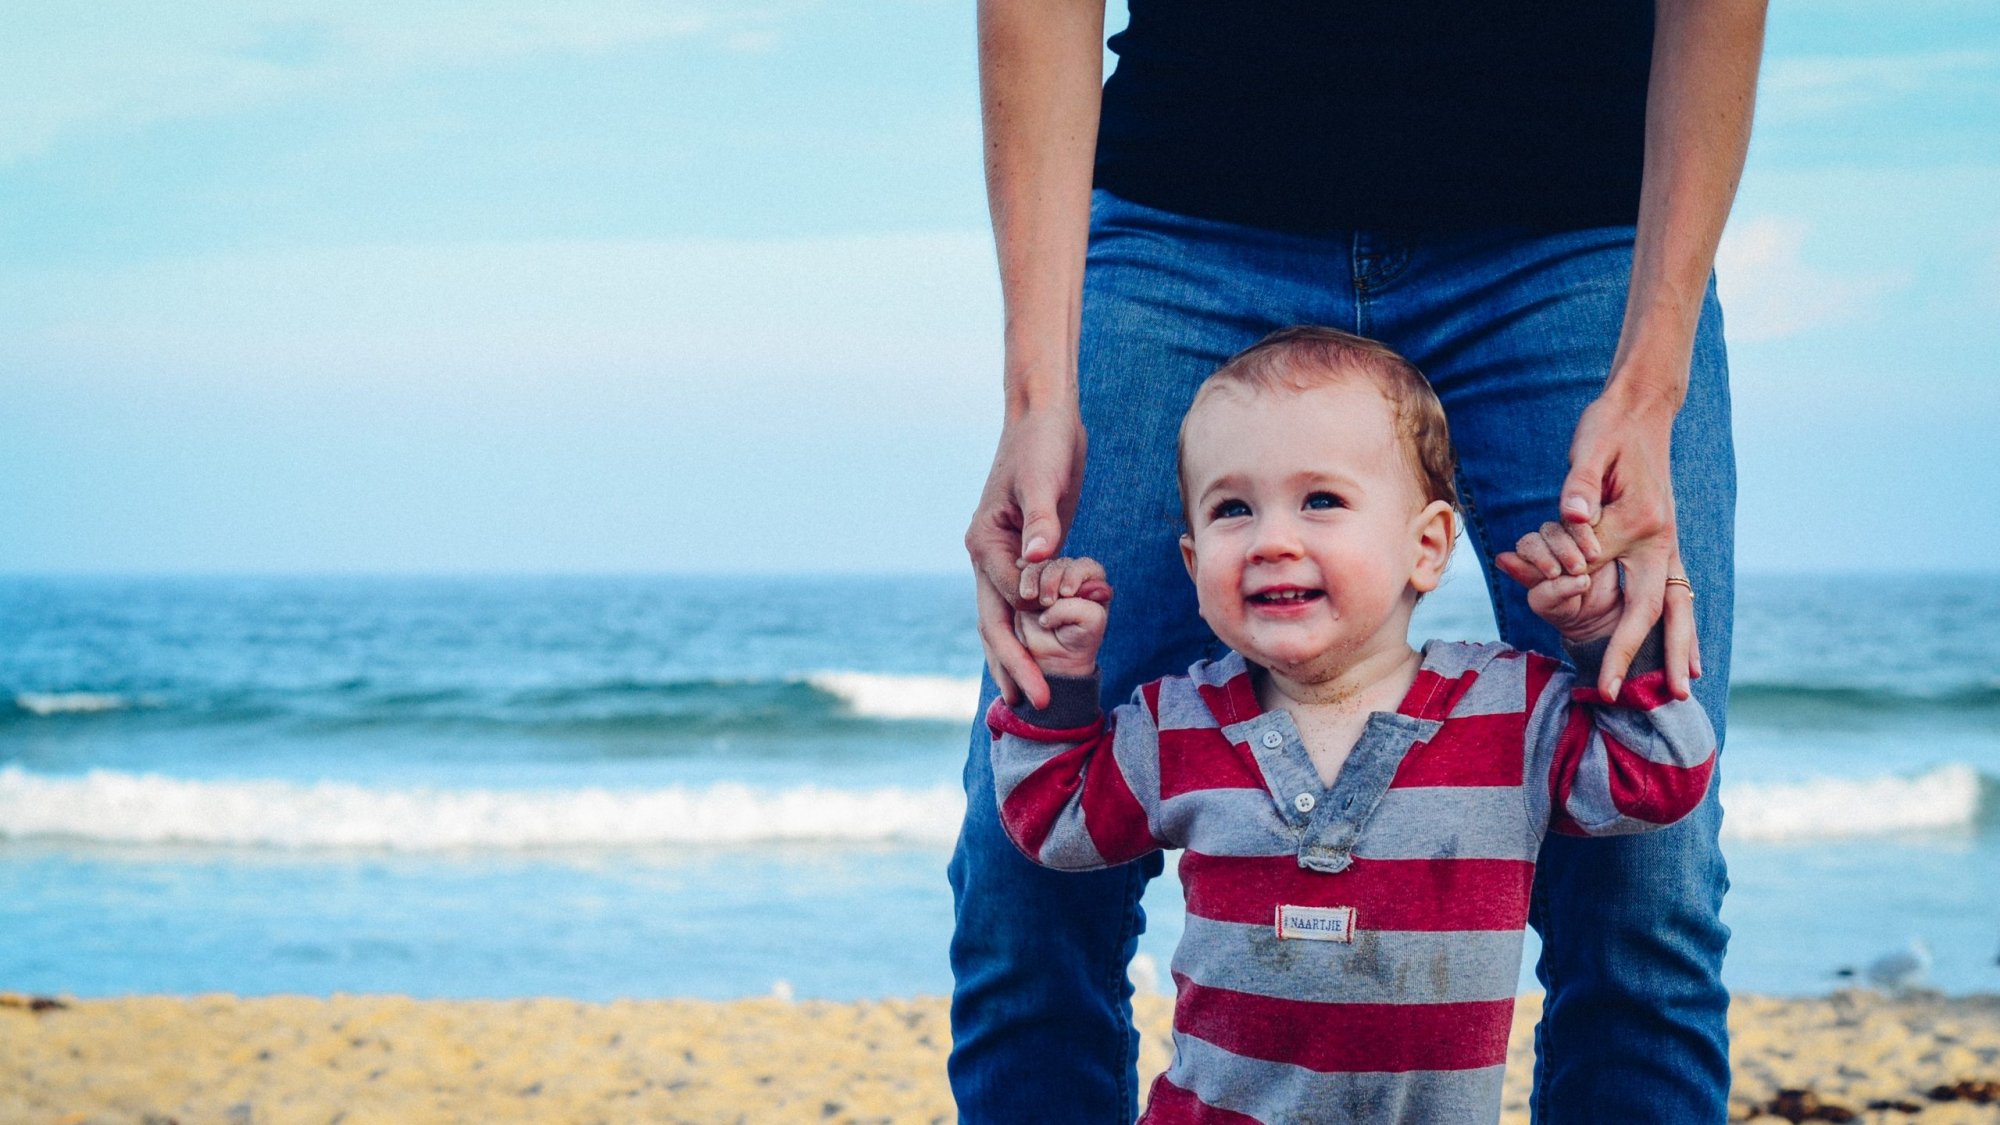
[3,672,982,734]
[12,692,142,716]
[0,761,1988,852]
[1719,764,1992,842]
[0,767,963,850]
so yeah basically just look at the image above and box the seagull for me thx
[1863,938,1932,993]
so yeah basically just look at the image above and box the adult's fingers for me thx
[976,578,1045,708]
[974,578,1019,701]
[1662,550,1696,700]
[967,507,1026,605]
[1016,476,1065,565]
[1559,459,1606,526]
[1598,553,1666,699]
[1662,587,1695,700]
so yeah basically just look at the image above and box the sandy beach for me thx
[5,989,1998,1124]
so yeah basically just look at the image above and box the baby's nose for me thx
[1247,517,1305,561]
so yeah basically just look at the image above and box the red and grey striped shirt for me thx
[987,637,1716,1125]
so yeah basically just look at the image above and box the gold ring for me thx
[1665,576,1694,600]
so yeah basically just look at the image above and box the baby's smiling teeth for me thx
[1249,589,1323,604]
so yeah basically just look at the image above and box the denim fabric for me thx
[948,190,1735,1124]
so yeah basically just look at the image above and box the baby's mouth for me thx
[1247,587,1325,606]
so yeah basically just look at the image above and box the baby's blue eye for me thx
[1304,492,1345,510]
[1210,499,1251,520]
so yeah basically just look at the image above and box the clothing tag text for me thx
[1275,904,1355,942]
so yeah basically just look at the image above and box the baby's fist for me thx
[1499,521,1622,643]
[1013,556,1110,679]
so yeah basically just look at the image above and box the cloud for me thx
[1758,49,2000,125]
[0,1,797,165]
[1714,217,1910,342]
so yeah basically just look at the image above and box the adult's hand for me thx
[970,0,1106,709]
[1510,0,1762,703]
[966,403,1090,709]
[1555,385,1699,702]
[1495,0,1765,702]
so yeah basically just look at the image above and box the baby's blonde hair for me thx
[1177,326,1458,524]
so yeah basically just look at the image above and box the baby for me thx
[987,326,1717,1125]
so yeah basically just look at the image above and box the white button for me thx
[1261,730,1284,749]
[1293,793,1317,813]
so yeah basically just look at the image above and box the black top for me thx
[1094,0,1655,234]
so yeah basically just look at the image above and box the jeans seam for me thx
[1348,234,1370,336]
[1352,246,1372,337]
[1349,232,1363,304]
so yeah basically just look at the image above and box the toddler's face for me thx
[1178,376,1451,685]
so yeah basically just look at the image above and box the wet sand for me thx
[5,989,1999,1123]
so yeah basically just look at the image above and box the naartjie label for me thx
[1275,904,1355,942]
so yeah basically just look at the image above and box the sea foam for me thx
[0,767,963,850]
[1718,764,1988,842]
[13,692,136,716]
[806,672,980,722]
[0,763,1986,852]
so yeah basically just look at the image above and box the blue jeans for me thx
[948,191,1735,1124]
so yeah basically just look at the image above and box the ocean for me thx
[2,573,1996,1001]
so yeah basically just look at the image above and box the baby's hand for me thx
[1497,522,1622,644]
[1013,556,1111,680]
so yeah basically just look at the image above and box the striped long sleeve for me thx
[1527,629,1718,837]
[986,673,1171,870]
[985,639,1719,1125]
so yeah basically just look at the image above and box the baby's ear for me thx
[1410,500,1456,593]
[1179,533,1198,581]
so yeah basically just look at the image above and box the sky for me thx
[2,0,1996,574]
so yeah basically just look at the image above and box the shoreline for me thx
[5,991,1999,1124]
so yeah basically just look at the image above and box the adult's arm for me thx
[965,0,1106,708]
[1502,0,1767,701]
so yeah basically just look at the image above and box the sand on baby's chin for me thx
[5,990,2000,1124]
